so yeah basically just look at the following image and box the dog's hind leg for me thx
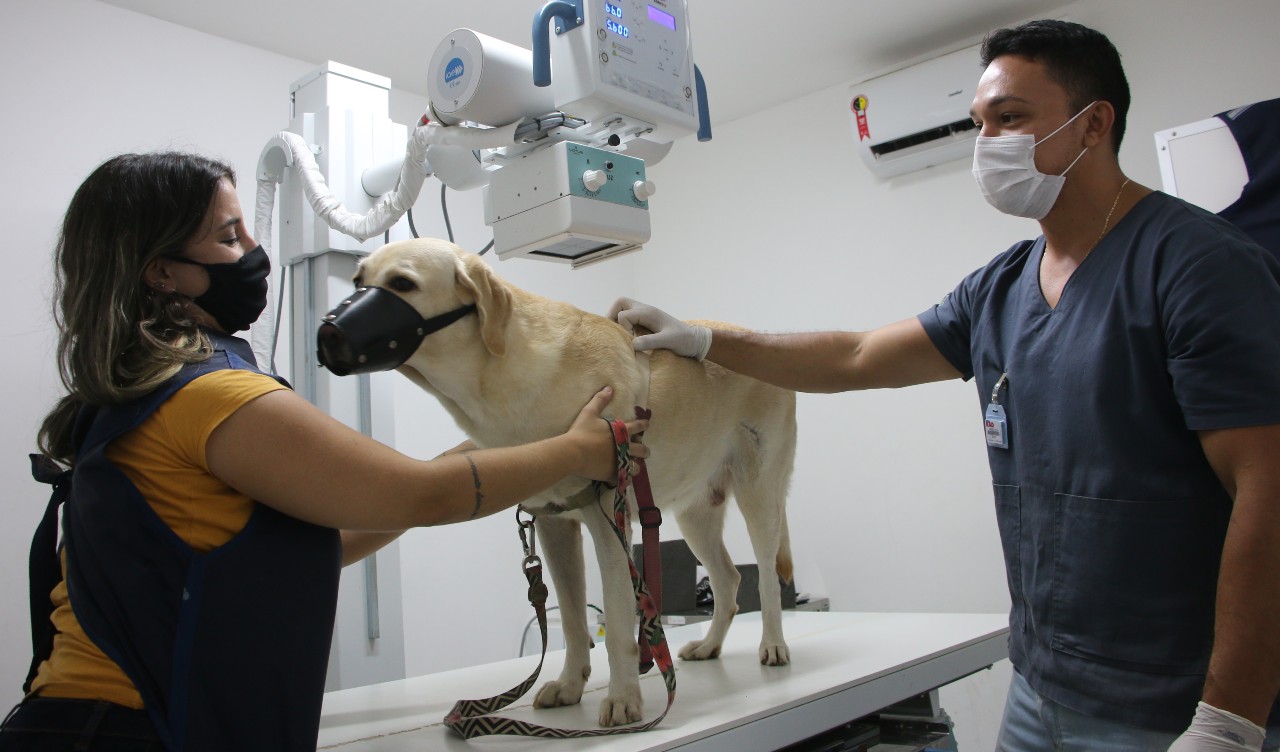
[734,418,797,666]
[734,482,791,665]
[674,481,740,661]
[580,504,644,727]
[532,514,592,709]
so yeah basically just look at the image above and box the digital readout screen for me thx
[648,4,676,30]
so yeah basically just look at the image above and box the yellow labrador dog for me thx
[352,238,797,727]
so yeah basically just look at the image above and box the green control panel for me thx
[565,142,649,209]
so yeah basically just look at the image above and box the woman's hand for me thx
[567,386,649,482]
[435,438,478,459]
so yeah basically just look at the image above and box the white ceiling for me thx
[99,0,1069,126]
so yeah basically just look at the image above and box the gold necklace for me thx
[1086,178,1131,259]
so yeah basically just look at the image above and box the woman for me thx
[1,151,646,751]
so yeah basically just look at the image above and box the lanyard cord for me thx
[991,372,1008,405]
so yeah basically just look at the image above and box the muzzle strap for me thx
[418,303,477,337]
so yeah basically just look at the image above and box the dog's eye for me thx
[388,276,417,293]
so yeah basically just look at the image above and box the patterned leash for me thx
[443,416,676,739]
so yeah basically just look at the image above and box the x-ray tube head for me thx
[428,29,554,127]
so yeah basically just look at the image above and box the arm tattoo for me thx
[464,454,486,520]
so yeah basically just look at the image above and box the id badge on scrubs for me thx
[985,372,1009,449]
[985,403,1009,449]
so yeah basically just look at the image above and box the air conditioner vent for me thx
[870,119,977,158]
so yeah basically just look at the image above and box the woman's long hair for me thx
[38,152,236,464]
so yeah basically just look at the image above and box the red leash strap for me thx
[628,407,662,672]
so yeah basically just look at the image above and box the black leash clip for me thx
[516,506,537,558]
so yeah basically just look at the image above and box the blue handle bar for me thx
[695,65,712,142]
[532,0,583,87]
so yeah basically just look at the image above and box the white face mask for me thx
[971,101,1097,220]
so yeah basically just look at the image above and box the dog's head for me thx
[318,239,512,375]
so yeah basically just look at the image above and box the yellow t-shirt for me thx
[29,368,287,707]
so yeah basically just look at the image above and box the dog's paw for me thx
[598,690,643,727]
[678,638,722,661]
[533,679,584,709]
[759,641,790,666]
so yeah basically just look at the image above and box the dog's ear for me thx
[456,254,512,356]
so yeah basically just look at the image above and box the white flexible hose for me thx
[273,131,420,242]
[418,119,520,150]
[249,117,519,370]
[250,178,280,370]
[265,120,517,242]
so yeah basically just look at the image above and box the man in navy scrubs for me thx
[611,20,1280,752]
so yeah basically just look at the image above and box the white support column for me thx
[276,62,410,691]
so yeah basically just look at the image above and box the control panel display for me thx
[647,5,676,30]
[591,0,695,121]
[605,3,628,36]
[606,18,630,37]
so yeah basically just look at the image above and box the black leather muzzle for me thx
[316,286,475,376]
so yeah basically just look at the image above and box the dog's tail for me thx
[776,515,794,584]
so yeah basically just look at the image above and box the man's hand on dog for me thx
[569,386,649,481]
[609,297,712,361]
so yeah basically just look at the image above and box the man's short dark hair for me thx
[980,20,1130,153]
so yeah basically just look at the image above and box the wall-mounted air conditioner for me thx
[849,44,982,179]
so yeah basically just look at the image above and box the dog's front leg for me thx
[531,514,593,709]
[581,507,644,727]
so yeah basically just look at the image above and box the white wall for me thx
[3,0,1279,748]
[632,0,1280,747]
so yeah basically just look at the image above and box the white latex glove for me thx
[608,297,712,360]
[1168,702,1265,751]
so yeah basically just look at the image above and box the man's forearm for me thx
[1202,486,1280,726]
[705,328,864,393]
[704,318,960,393]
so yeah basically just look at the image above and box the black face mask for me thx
[167,245,270,333]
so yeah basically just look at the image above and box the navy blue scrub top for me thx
[1218,97,1280,257]
[918,190,1280,731]
[922,190,1280,495]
